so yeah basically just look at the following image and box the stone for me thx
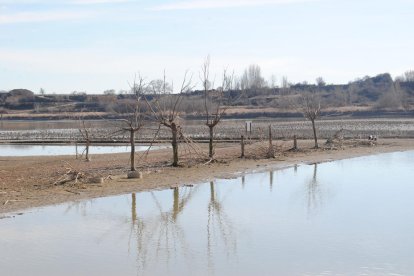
[127,171,143,179]
[89,177,104,184]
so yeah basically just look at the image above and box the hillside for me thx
[1,73,414,119]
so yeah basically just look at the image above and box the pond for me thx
[1,151,414,275]
[0,144,166,156]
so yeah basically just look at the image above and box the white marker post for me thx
[245,121,252,137]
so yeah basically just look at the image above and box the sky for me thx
[0,0,413,93]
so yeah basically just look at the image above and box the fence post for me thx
[293,135,297,150]
[267,125,274,158]
[241,135,245,158]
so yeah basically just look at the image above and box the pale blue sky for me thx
[0,0,413,93]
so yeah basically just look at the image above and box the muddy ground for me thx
[1,138,414,214]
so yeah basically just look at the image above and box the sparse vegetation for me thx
[1,72,413,118]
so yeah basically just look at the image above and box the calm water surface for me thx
[0,120,109,130]
[0,144,165,156]
[1,151,414,276]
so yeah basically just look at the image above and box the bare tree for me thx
[404,70,414,82]
[269,74,277,89]
[346,82,356,105]
[280,76,290,95]
[78,118,91,161]
[118,76,146,172]
[300,91,321,148]
[376,79,404,110]
[145,71,193,167]
[103,89,116,95]
[392,80,403,108]
[241,64,265,90]
[315,77,326,87]
[200,57,233,159]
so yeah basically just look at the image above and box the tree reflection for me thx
[269,171,274,191]
[64,199,95,216]
[131,193,137,222]
[60,177,239,275]
[207,181,237,275]
[306,164,323,213]
[128,186,198,274]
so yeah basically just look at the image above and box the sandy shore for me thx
[1,138,414,215]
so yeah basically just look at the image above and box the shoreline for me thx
[1,138,414,215]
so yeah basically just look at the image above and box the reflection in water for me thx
[129,193,149,273]
[2,151,414,275]
[128,187,198,274]
[0,120,111,131]
[131,193,137,222]
[0,144,163,156]
[126,183,237,275]
[207,181,237,275]
[305,164,323,213]
[269,171,274,191]
[63,200,95,217]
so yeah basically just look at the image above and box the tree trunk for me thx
[208,125,214,158]
[130,129,136,171]
[311,119,318,148]
[171,124,179,167]
[85,139,90,161]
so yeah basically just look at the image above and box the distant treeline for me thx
[1,72,414,117]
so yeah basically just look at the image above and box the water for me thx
[0,120,109,130]
[0,144,166,156]
[1,151,414,275]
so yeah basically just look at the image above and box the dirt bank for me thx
[1,138,414,214]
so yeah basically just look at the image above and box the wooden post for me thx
[240,135,245,158]
[267,125,274,158]
[293,135,297,150]
[75,141,78,159]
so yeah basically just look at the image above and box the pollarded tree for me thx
[200,56,233,159]
[119,76,146,173]
[145,71,193,167]
[78,118,91,161]
[300,91,321,149]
